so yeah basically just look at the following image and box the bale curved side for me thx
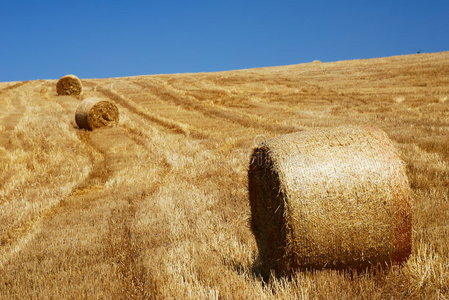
[248,126,412,275]
[57,74,82,95]
[75,97,119,130]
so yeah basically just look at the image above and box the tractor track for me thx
[0,91,27,132]
[0,81,31,95]
[133,79,299,133]
[0,128,111,269]
[93,84,211,140]
[0,76,177,271]
[1,86,152,269]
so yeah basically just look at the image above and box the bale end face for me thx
[248,147,291,276]
[248,126,412,276]
[75,97,119,130]
[57,74,82,96]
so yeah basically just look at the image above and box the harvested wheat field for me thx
[0,51,448,299]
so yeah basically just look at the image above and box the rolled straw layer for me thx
[75,97,119,130]
[56,74,82,95]
[248,126,411,275]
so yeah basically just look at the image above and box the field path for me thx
[95,84,209,139]
[0,81,30,94]
[0,83,29,134]
[132,78,300,133]
[0,78,184,297]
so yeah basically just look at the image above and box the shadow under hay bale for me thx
[75,97,119,131]
[248,126,412,278]
[56,74,82,96]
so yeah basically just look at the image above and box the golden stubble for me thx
[0,51,448,299]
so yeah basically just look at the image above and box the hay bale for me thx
[56,74,82,95]
[248,126,411,275]
[75,97,119,130]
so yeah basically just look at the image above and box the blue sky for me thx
[1,0,448,81]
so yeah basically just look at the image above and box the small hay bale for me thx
[248,126,411,276]
[75,97,119,130]
[56,74,82,95]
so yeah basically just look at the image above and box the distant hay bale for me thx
[312,60,321,63]
[75,97,119,130]
[248,126,411,276]
[56,74,82,95]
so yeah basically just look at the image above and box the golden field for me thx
[0,51,448,299]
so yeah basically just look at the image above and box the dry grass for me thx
[0,51,448,299]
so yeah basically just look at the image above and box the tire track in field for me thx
[0,92,26,132]
[100,112,175,299]
[93,84,211,140]
[0,129,112,269]
[77,113,174,298]
[133,79,300,133]
[106,122,191,299]
[0,124,172,299]
[0,81,30,94]
[0,81,49,139]
[108,156,172,299]
[0,91,30,194]
[0,77,175,271]
[0,83,143,269]
[202,73,367,108]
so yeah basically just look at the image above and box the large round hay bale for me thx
[75,97,119,130]
[56,74,82,95]
[248,126,411,276]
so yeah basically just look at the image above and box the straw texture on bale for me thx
[75,97,119,130]
[56,74,82,95]
[248,126,411,276]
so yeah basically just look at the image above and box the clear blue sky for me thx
[1,0,448,82]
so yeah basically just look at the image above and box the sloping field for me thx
[0,52,448,299]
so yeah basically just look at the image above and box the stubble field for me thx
[0,52,448,299]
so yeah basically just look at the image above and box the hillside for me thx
[0,52,448,299]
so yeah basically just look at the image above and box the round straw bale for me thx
[75,97,119,130]
[248,126,411,275]
[56,74,82,95]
